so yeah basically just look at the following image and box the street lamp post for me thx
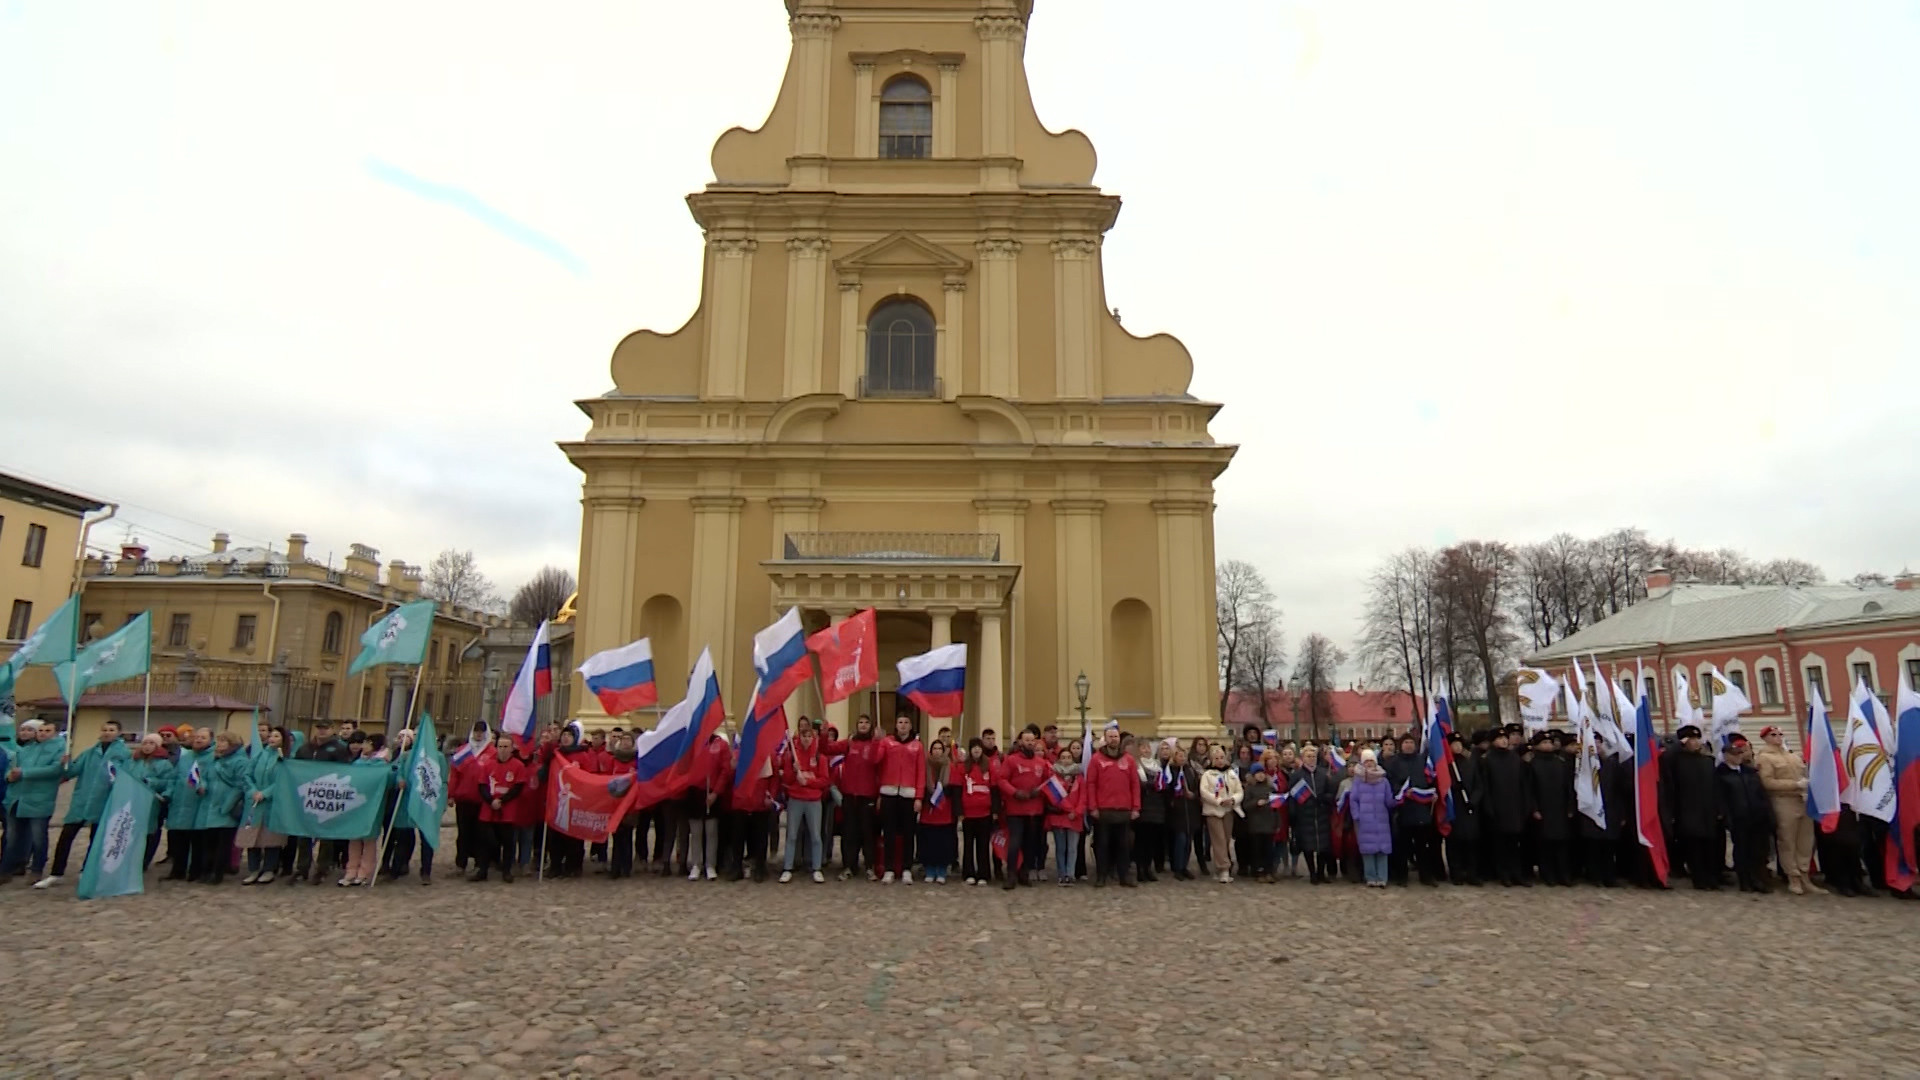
[1074,670,1090,732]
[1288,675,1303,744]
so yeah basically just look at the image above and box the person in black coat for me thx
[1382,733,1422,886]
[1576,748,1626,887]
[1481,729,1533,886]
[1715,735,1776,893]
[1663,725,1722,890]
[1446,731,1486,885]
[1287,750,1336,883]
[1525,732,1575,886]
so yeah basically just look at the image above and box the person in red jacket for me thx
[875,714,926,883]
[686,733,731,881]
[1043,748,1087,886]
[996,724,1052,890]
[449,726,490,874]
[780,719,831,883]
[547,728,595,879]
[604,734,642,879]
[1086,724,1143,887]
[729,745,779,883]
[822,715,883,880]
[958,739,996,885]
[473,735,531,883]
[917,740,960,883]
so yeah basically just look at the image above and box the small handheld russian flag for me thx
[927,780,945,807]
[1155,765,1171,791]
[187,760,203,789]
[1326,744,1348,770]
[1267,789,1286,809]
[1042,774,1068,805]
[1288,776,1313,804]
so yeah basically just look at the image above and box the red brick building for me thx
[1223,687,1423,744]
[1525,568,1920,753]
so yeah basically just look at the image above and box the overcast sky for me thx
[3,1,1916,664]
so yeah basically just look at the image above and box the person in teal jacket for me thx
[128,733,176,871]
[165,729,210,882]
[239,727,287,884]
[3,720,65,881]
[193,731,250,885]
[38,719,132,888]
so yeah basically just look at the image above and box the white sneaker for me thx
[705,868,718,881]
[812,870,825,883]
[901,870,914,885]
[778,870,793,883]
[881,871,896,884]
[32,876,61,889]
[964,877,976,886]
[1218,871,1232,884]
[688,868,701,881]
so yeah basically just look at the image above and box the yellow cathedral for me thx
[563,0,1235,740]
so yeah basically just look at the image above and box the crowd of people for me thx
[2,710,1914,900]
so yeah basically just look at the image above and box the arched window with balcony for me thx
[879,76,933,159]
[865,298,937,396]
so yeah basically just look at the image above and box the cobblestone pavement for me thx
[3,864,1918,1079]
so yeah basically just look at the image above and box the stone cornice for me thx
[975,238,1023,258]
[1150,497,1213,515]
[972,497,1031,513]
[768,495,827,512]
[689,495,747,512]
[789,13,841,39]
[974,15,1027,43]
[1049,498,1107,514]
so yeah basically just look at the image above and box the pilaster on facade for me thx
[704,238,758,400]
[1051,237,1102,402]
[937,63,961,157]
[1153,496,1213,732]
[1051,497,1106,723]
[789,13,840,161]
[974,15,1027,175]
[689,494,746,708]
[853,62,876,158]
[784,237,832,399]
[975,238,1022,398]
[836,278,863,398]
[941,275,967,399]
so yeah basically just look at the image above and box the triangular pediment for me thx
[834,231,972,278]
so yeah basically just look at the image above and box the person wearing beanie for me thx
[1482,727,1532,886]
[1239,757,1277,884]
[1348,749,1394,887]
[1754,725,1819,895]
[1715,734,1775,893]
[1445,731,1484,886]
[1524,730,1574,887]
[1663,725,1722,890]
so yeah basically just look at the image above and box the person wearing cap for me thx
[1754,725,1819,895]
[1575,730,1626,888]
[1714,734,1775,893]
[1663,725,1722,890]
[289,717,353,885]
[1444,731,1484,886]
[1523,731,1573,887]
[1482,727,1532,886]
[155,725,182,763]
[1239,754,1278,883]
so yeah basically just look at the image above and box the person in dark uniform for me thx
[1575,738,1625,887]
[1445,730,1484,885]
[1715,734,1775,893]
[1525,731,1574,886]
[1482,727,1532,886]
[1663,725,1722,891]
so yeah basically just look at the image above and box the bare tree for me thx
[511,566,577,625]
[1291,633,1347,744]
[1848,571,1891,589]
[1434,541,1518,727]
[423,549,499,612]
[1755,558,1826,586]
[1358,548,1438,712]
[1216,559,1277,721]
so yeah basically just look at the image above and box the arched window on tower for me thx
[322,611,344,655]
[865,298,937,397]
[878,76,933,159]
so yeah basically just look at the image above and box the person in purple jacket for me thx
[1347,749,1396,888]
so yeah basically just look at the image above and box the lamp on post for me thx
[1288,674,1304,744]
[1074,670,1090,729]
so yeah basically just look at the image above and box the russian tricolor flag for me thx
[500,619,553,745]
[670,648,728,785]
[1806,688,1845,833]
[1326,744,1348,771]
[733,678,789,789]
[1288,776,1313,804]
[897,643,967,719]
[1426,689,1455,835]
[1042,773,1068,805]
[1633,676,1669,887]
[753,608,814,712]
[1888,681,1920,891]
[578,637,657,716]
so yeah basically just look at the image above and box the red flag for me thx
[546,757,641,843]
[806,608,877,705]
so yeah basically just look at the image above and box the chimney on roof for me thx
[1646,566,1673,599]
[286,533,308,564]
[120,541,148,563]
[1897,570,1918,592]
[343,543,379,581]
[211,531,230,555]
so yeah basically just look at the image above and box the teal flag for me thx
[401,713,447,846]
[76,770,157,900]
[2,595,82,697]
[348,599,437,675]
[266,757,392,839]
[54,612,152,706]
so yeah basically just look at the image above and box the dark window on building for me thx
[1728,670,1746,697]
[864,298,937,396]
[447,640,459,672]
[1852,662,1874,693]
[1759,667,1779,707]
[878,76,933,159]
[234,614,258,650]
[124,612,141,628]
[429,638,441,670]
[168,613,191,648]
[82,612,101,641]
[316,681,334,720]
[1643,677,1657,711]
[21,523,47,568]
[1909,658,1920,693]
[360,685,373,718]
[322,611,344,655]
[7,599,31,640]
[1806,666,1826,704]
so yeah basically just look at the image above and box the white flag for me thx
[1514,668,1559,733]
[1572,679,1606,830]
[1672,668,1701,729]
[1705,665,1752,764]
[1842,678,1896,823]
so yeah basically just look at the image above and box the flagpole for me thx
[367,662,428,889]
[141,668,151,738]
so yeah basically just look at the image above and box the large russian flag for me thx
[1888,682,1920,892]
[669,648,728,785]
[752,608,813,711]
[1426,689,1455,835]
[897,643,967,719]
[1632,684,1669,887]
[1805,688,1845,833]
[734,678,789,789]
[500,620,553,745]
[578,637,657,715]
